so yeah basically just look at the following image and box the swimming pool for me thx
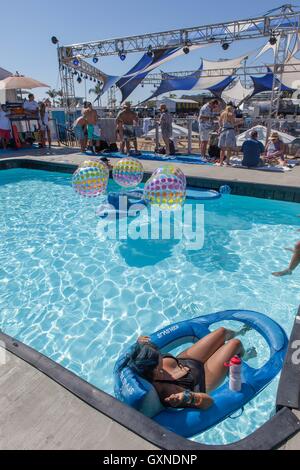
[0,168,299,445]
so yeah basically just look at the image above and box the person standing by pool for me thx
[73,116,88,152]
[23,93,39,117]
[218,105,240,166]
[272,241,300,277]
[198,99,219,158]
[241,130,265,167]
[38,100,52,148]
[0,104,11,149]
[82,102,98,149]
[116,102,139,154]
[159,104,173,156]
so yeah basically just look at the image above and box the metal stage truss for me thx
[56,5,300,121]
[59,9,300,58]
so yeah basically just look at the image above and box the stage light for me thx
[73,58,79,66]
[222,42,230,50]
[90,76,93,81]
[183,46,190,54]
[85,75,88,79]
[93,55,99,63]
[147,46,154,58]
[73,70,78,76]
[94,78,96,82]
[269,35,277,45]
[51,36,59,45]
[119,50,127,61]
[77,77,82,84]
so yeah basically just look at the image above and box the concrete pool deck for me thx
[0,145,300,201]
[1,145,300,450]
[0,348,157,450]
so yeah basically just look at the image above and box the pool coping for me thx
[0,321,300,450]
[1,157,300,202]
[1,160,300,449]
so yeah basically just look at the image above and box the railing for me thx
[51,116,300,154]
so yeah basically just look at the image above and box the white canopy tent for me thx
[222,79,253,105]
[237,125,296,146]
[0,66,14,104]
[192,54,248,90]
[144,123,198,138]
[281,55,300,89]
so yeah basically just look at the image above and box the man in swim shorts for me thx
[82,102,98,149]
[116,102,139,154]
[272,241,300,276]
[73,116,88,152]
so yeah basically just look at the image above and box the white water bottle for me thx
[225,356,242,392]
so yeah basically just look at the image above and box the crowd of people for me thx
[197,99,291,167]
[70,98,296,168]
[73,100,175,156]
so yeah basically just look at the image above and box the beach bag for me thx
[169,139,176,155]
[208,144,220,159]
[108,143,119,152]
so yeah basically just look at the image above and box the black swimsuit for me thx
[154,354,206,393]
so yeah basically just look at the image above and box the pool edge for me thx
[1,319,300,450]
[1,158,300,202]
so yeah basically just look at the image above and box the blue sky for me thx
[1,1,299,104]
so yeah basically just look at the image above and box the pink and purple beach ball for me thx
[143,172,186,209]
[72,161,109,197]
[113,157,144,188]
[152,164,186,188]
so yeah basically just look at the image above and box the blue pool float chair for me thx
[114,310,288,438]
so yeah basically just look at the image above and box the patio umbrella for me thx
[0,75,49,90]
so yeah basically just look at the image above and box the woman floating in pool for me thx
[119,326,255,409]
[272,241,300,277]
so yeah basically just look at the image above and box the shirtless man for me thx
[116,102,139,154]
[82,102,98,148]
[272,241,300,276]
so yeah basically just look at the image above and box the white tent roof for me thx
[222,79,253,105]
[237,125,296,146]
[192,54,248,90]
[281,56,300,90]
[0,67,12,81]
[144,123,197,138]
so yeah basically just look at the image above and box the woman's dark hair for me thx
[118,342,160,381]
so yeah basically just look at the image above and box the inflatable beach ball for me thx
[152,165,186,188]
[72,161,109,197]
[112,157,144,188]
[143,173,186,209]
[219,185,232,195]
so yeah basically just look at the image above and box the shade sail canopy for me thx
[222,79,253,105]
[237,125,296,146]
[192,55,248,90]
[0,75,49,90]
[250,68,295,95]
[0,67,12,81]
[281,56,300,89]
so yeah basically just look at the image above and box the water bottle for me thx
[225,356,242,392]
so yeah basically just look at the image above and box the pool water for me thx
[0,168,299,445]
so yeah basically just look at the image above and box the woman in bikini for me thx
[118,326,255,409]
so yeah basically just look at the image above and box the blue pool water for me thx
[0,168,299,445]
